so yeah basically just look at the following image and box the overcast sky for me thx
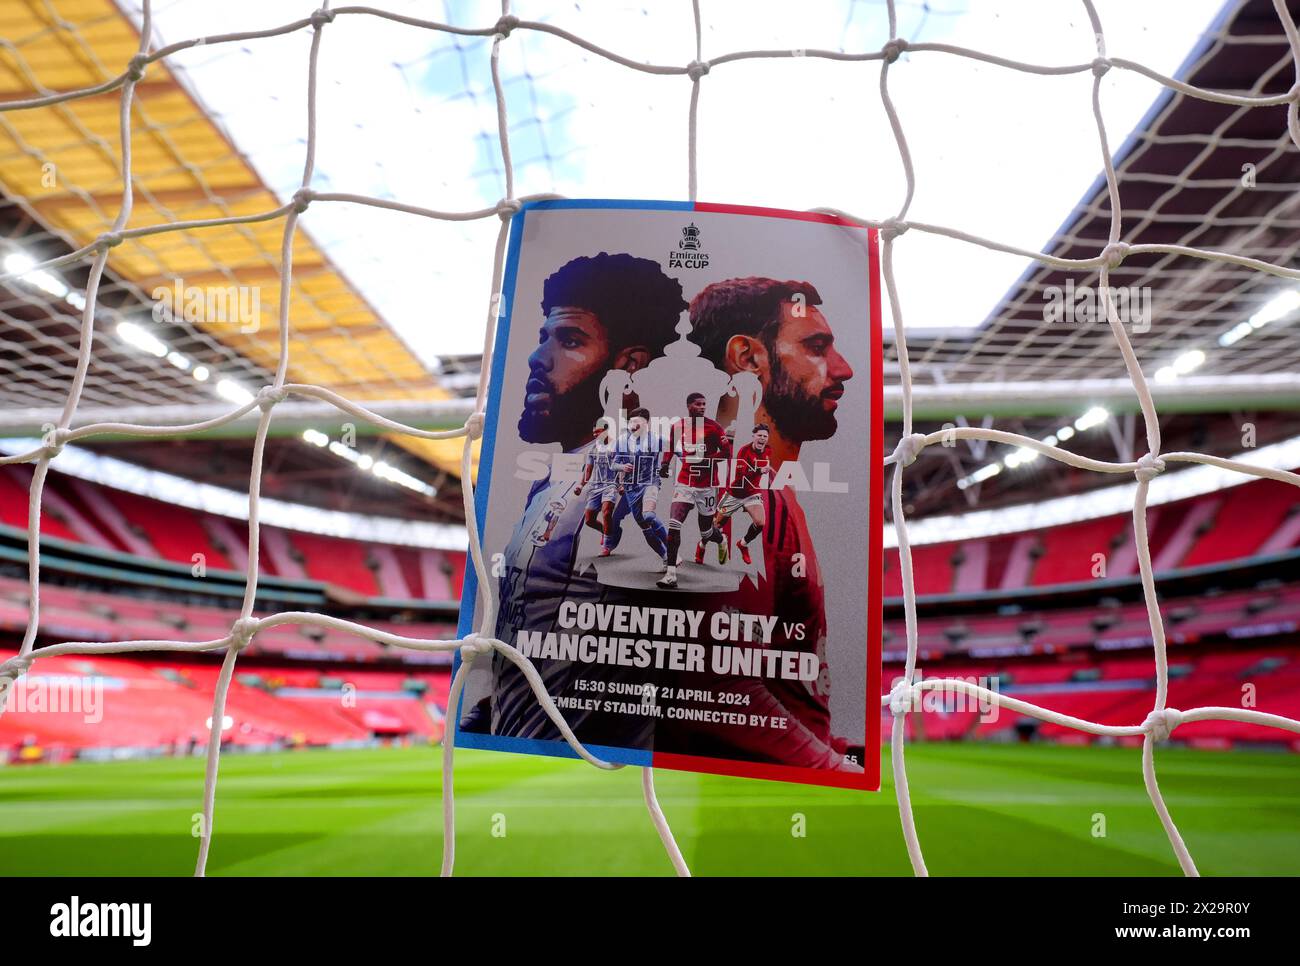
[123,0,1228,363]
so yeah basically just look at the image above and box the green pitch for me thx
[2,742,1298,875]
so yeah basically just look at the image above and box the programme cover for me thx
[455,199,882,790]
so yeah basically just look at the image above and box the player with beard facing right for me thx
[668,276,862,772]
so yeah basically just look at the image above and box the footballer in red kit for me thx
[715,423,772,565]
[656,392,732,588]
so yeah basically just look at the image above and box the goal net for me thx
[2,0,1299,878]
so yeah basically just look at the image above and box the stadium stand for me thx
[1182,479,1300,568]
[0,466,77,542]
[0,465,468,600]
[9,465,1298,607]
[886,473,1300,595]
[2,465,1297,760]
[0,648,445,762]
[103,488,235,571]
[0,575,457,663]
[885,646,1300,752]
[1030,516,1130,586]
[285,531,380,597]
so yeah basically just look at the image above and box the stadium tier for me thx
[884,647,1300,751]
[0,464,466,600]
[882,583,1300,660]
[0,647,447,763]
[0,576,458,664]
[2,465,1298,759]
[4,465,1297,604]
[7,637,1298,762]
[884,475,1300,596]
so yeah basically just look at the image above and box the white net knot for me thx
[687,60,711,80]
[255,385,288,410]
[1143,707,1183,742]
[890,432,927,468]
[0,653,33,682]
[0,656,30,713]
[880,217,909,241]
[882,38,908,63]
[1091,56,1112,77]
[460,634,494,660]
[494,14,519,38]
[310,8,335,29]
[465,411,486,440]
[41,428,71,459]
[95,230,124,250]
[229,617,260,651]
[126,54,148,82]
[888,679,917,717]
[1135,452,1166,483]
[496,198,522,220]
[292,187,314,213]
[1100,241,1129,270]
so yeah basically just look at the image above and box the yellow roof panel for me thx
[0,0,478,479]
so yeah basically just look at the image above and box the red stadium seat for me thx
[102,489,234,571]
[1031,516,1127,586]
[284,530,379,596]
[1182,479,1299,567]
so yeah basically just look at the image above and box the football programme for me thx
[1,0,1300,941]
[455,201,882,788]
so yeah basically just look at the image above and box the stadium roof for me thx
[890,0,1300,519]
[0,0,472,483]
[894,0,1300,387]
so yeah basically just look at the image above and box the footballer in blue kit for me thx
[609,407,669,564]
[574,422,628,556]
